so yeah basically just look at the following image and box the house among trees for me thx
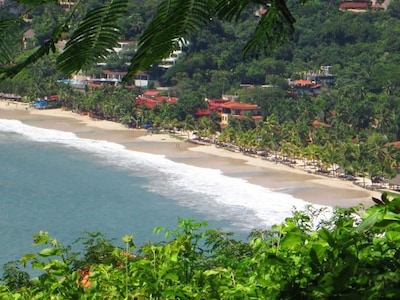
[110,41,131,55]
[158,39,187,69]
[289,66,335,97]
[87,70,149,88]
[288,79,322,97]
[339,0,386,12]
[136,90,178,108]
[196,98,262,129]
[59,1,75,10]
[22,29,35,49]
[219,101,262,128]
[305,66,336,85]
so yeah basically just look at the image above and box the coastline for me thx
[0,100,376,208]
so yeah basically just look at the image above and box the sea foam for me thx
[0,119,329,231]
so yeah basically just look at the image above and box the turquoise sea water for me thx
[0,119,316,267]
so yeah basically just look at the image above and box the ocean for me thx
[0,118,316,267]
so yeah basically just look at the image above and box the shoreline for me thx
[0,100,376,208]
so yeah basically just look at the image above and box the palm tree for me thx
[182,115,196,139]
[322,142,343,177]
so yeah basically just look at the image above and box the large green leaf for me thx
[0,18,24,65]
[243,0,295,58]
[38,247,60,257]
[279,232,304,249]
[125,0,214,81]
[355,206,382,233]
[0,1,77,80]
[125,0,295,81]
[57,0,128,76]
[1,0,296,82]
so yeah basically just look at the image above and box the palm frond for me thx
[243,0,295,58]
[124,0,215,82]
[57,0,128,77]
[125,0,295,81]
[0,18,23,65]
[214,0,251,21]
[0,23,64,80]
[0,0,76,80]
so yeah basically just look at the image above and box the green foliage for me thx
[1,261,31,290]
[0,0,297,81]
[2,200,400,298]
[57,0,128,77]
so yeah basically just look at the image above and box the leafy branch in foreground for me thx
[2,197,400,298]
[56,0,128,77]
[0,0,296,82]
[0,0,128,81]
[125,0,295,81]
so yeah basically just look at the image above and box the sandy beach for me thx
[0,100,376,208]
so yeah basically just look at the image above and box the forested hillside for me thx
[2,0,400,182]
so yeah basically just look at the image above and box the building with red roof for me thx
[135,95,178,109]
[339,0,386,11]
[143,89,161,97]
[194,98,262,129]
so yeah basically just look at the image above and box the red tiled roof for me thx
[208,103,222,111]
[219,101,259,110]
[339,2,369,9]
[195,108,211,116]
[136,96,178,108]
[207,98,230,104]
[143,89,161,97]
[295,79,313,86]
[231,115,263,121]
[48,94,58,101]
[154,96,178,103]
[388,141,400,149]
[136,97,157,108]
[311,84,322,89]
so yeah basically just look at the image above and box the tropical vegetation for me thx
[2,194,400,298]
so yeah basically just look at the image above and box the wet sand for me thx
[0,101,375,208]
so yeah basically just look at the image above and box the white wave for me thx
[0,119,331,230]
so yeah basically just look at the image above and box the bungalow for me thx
[87,70,149,87]
[289,79,322,97]
[195,98,262,129]
[133,71,150,87]
[339,1,370,11]
[22,29,35,49]
[111,41,131,55]
[59,1,75,10]
[339,0,386,11]
[143,89,161,98]
[219,101,262,127]
[135,94,178,109]
[158,39,187,69]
